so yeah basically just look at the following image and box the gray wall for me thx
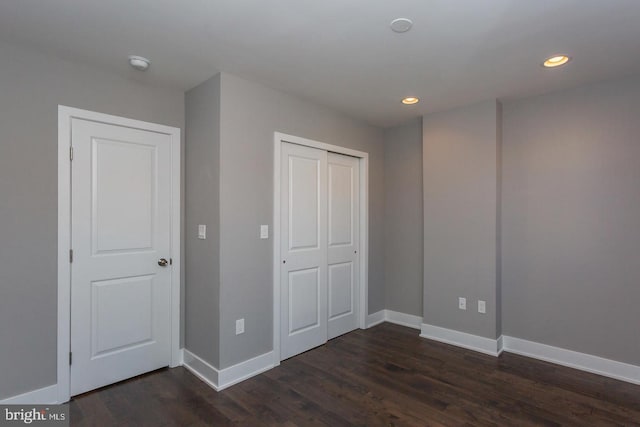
[502,76,640,365]
[217,73,385,368]
[185,75,221,367]
[383,119,423,317]
[423,101,500,339]
[495,103,503,337]
[0,40,184,400]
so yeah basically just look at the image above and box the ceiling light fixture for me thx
[542,54,571,68]
[402,97,419,105]
[128,55,151,71]
[390,18,413,33]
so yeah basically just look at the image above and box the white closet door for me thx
[280,143,328,360]
[327,152,360,339]
[70,118,172,396]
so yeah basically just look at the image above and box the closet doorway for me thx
[273,133,369,362]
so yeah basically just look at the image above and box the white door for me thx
[280,143,328,360]
[327,152,360,339]
[280,143,361,360]
[70,118,173,396]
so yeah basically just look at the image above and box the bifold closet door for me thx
[280,143,328,360]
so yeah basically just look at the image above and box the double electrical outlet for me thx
[236,318,245,335]
[458,297,486,314]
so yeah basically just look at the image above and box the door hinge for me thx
[69,147,73,161]
[69,352,72,365]
[69,249,73,263]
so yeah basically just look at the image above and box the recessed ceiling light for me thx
[542,54,571,68]
[128,55,151,71]
[390,18,413,33]
[402,97,419,105]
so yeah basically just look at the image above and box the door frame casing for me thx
[57,106,181,403]
[272,132,369,365]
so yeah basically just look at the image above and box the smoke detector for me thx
[128,55,151,71]
[390,18,413,33]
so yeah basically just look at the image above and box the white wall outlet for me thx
[198,224,207,239]
[235,318,245,335]
[458,297,467,310]
[478,300,486,314]
[260,224,269,239]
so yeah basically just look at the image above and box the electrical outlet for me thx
[236,318,245,335]
[478,300,486,314]
[458,297,467,310]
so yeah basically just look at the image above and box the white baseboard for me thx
[502,336,640,386]
[0,384,58,405]
[366,309,422,330]
[218,351,274,390]
[418,323,640,385]
[366,310,386,328]
[182,349,275,392]
[182,349,220,390]
[384,310,422,330]
[420,323,502,356]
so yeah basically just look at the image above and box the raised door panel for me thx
[91,276,154,357]
[328,163,354,247]
[328,262,354,320]
[93,139,156,254]
[288,268,320,334]
[289,156,320,251]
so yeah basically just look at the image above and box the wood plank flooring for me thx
[70,323,640,426]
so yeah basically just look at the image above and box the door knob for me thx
[158,258,169,267]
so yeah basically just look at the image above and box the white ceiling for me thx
[1,0,639,127]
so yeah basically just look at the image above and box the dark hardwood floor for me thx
[70,323,640,426]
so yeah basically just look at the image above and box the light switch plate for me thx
[198,224,206,239]
[478,300,486,314]
[458,297,467,310]
[236,318,245,335]
[260,224,269,239]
